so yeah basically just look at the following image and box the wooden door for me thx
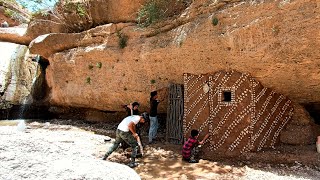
[166,83,184,144]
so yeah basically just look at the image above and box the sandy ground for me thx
[100,140,320,180]
[0,121,139,180]
[1,120,320,180]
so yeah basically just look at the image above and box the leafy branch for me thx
[137,0,167,28]
[17,0,93,33]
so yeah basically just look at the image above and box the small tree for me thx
[117,31,128,49]
[137,0,167,28]
[16,0,93,32]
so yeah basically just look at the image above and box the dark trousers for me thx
[182,146,199,162]
[121,124,143,150]
[105,129,138,160]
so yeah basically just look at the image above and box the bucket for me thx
[317,136,320,153]
[17,120,26,132]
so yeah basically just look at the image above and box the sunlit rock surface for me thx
[0,41,38,105]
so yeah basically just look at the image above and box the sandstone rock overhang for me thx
[0,26,29,45]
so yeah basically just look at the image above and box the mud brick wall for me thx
[183,70,294,158]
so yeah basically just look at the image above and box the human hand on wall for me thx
[128,103,133,109]
[199,133,210,145]
[204,133,210,140]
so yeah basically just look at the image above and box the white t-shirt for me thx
[117,115,141,132]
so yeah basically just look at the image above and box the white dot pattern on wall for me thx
[183,70,294,157]
[246,94,285,151]
[257,100,291,151]
[257,98,289,151]
[270,108,294,147]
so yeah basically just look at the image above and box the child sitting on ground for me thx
[182,129,209,163]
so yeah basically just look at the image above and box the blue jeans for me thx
[149,116,158,142]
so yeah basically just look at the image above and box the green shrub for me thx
[88,64,94,70]
[137,0,166,28]
[64,1,87,16]
[212,17,219,26]
[272,26,280,35]
[117,32,128,49]
[150,79,156,84]
[86,77,91,84]
[75,3,87,17]
[4,8,14,18]
[0,0,17,5]
[96,62,102,68]
[31,10,49,18]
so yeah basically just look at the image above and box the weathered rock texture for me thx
[0,7,19,27]
[0,2,30,24]
[29,23,128,59]
[0,43,38,106]
[30,0,319,113]
[0,0,188,44]
[0,2,30,44]
[62,0,187,27]
[280,103,320,145]
[183,70,294,156]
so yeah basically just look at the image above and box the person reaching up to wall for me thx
[182,129,209,163]
[124,102,141,137]
[123,102,140,116]
[148,91,160,144]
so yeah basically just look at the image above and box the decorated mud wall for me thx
[183,70,294,157]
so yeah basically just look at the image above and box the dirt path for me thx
[98,141,320,180]
[92,126,320,180]
[42,119,320,179]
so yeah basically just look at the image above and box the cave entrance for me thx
[303,103,320,125]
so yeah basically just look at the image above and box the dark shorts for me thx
[182,157,191,162]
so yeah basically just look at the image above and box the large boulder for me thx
[0,125,141,180]
[28,23,127,59]
[0,2,30,44]
[280,103,320,145]
[280,123,320,145]
[0,26,29,45]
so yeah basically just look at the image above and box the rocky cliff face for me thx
[28,0,320,112]
[0,2,40,113]
[0,42,39,107]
